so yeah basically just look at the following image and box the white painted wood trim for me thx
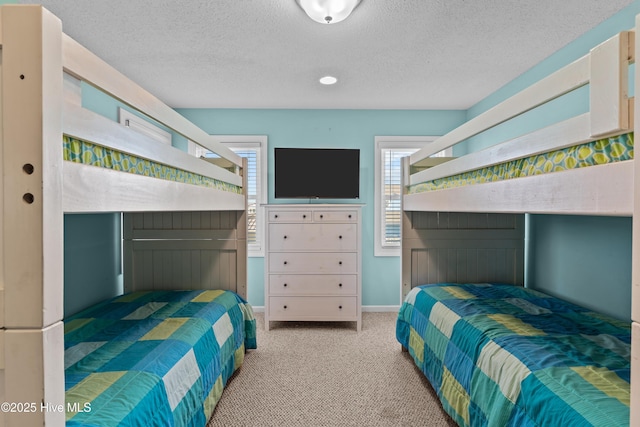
[61,34,242,168]
[63,162,245,213]
[633,16,640,326]
[4,322,65,427]
[410,55,590,163]
[64,101,243,187]
[404,161,633,216]
[631,16,640,427]
[631,322,639,427]
[2,5,64,329]
[0,330,4,370]
[0,10,3,329]
[362,305,401,312]
[590,31,631,137]
[409,113,591,186]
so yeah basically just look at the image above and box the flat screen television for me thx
[275,148,360,199]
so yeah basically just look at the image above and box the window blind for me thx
[232,149,259,246]
[381,148,418,247]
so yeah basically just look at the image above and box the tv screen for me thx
[275,148,360,199]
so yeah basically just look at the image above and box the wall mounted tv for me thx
[275,148,360,199]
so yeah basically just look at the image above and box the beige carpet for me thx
[207,312,457,427]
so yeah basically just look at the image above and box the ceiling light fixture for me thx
[319,76,338,85]
[296,0,363,24]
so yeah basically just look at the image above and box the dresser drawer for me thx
[269,274,357,295]
[269,223,357,251]
[269,210,312,222]
[269,296,357,320]
[269,252,357,274]
[313,210,358,222]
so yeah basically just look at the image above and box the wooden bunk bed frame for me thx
[0,6,248,426]
[401,18,637,427]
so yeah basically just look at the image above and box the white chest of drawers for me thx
[264,204,362,331]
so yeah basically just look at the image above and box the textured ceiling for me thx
[21,0,634,109]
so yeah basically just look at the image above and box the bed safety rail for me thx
[404,30,634,196]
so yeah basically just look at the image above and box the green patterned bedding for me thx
[408,132,633,194]
[65,290,256,426]
[63,135,243,194]
[396,283,630,426]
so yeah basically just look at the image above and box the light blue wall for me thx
[64,214,122,317]
[176,109,466,307]
[526,215,632,320]
[464,1,640,320]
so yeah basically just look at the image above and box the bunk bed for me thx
[0,6,255,426]
[397,19,637,427]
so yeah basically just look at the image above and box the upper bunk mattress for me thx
[64,289,256,427]
[63,135,243,194]
[408,132,633,194]
[396,283,630,427]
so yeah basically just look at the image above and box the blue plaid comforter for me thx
[396,283,630,426]
[65,290,257,426]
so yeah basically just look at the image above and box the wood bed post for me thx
[630,15,640,427]
[590,30,632,137]
[400,156,412,302]
[1,5,65,426]
[236,157,249,300]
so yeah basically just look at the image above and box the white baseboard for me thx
[250,305,400,313]
[362,305,401,312]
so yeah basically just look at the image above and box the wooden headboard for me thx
[401,211,525,300]
[124,210,248,299]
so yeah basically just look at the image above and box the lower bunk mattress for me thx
[396,283,630,427]
[64,289,257,426]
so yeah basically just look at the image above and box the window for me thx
[374,137,444,256]
[203,136,267,257]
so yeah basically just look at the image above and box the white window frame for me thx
[374,136,445,257]
[210,135,268,258]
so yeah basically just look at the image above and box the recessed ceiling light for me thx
[319,76,338,85]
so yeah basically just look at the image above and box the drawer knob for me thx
[284,305,287,309]
[320,214,324,218]
[283,283,288,287]
[303,214,306,218]
[348,214,352,218]
[339,283,343,287]
[339,305,343,310]
[284,261,288,265]
[275,214,278,218]
[339,235,343,239]
[339,261,343,265]
[284,235,288,239]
